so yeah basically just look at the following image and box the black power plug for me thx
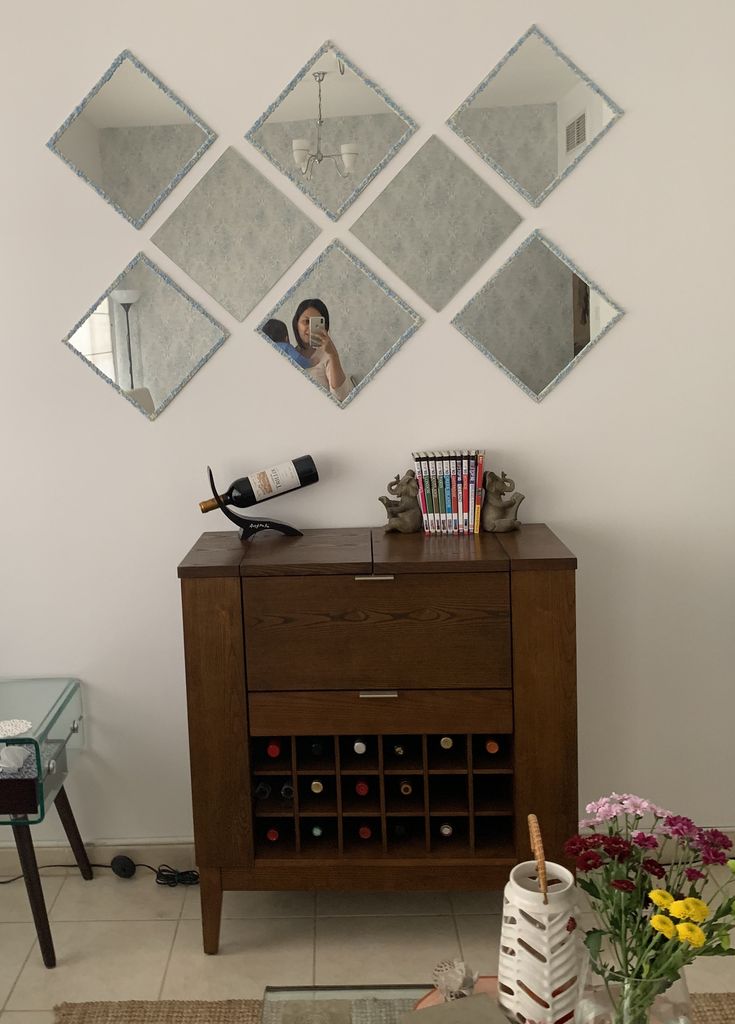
[111,854,137,878]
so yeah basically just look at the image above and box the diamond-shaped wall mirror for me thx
[47,51,216,228]
[62,254,228,418]
[447,26,623,206]
[152,147,320,321]
[246,41,417,221]
[351,135,521,311]
[257,241,422,408]
[451,231,624,401]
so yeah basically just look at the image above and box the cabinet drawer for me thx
[248,689,512,736]
[243,572,511,691]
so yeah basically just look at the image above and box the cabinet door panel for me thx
[249,688,512,735]
[243,573,511,691]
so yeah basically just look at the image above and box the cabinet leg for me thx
[200,868,223,954]
[12,822,56,968]
[54,786,93,880]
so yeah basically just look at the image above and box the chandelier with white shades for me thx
[292,69,358,181]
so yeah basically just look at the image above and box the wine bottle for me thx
[280,782,294,800]
[392,743,405,757]
[393,823,409,841]
[310,741,324,758]
[266,827,280,842]
[355,780,369,797]
[310,779,324,794]
[484,738,500,754]
[358,824,372,840]
[311,824,324,838]
[353,739,367,755]
[399,780,413,796]
[200,455,318,512]
[439,823,454,838]
[254,781,271,800]
[266,739,282,759]
[439,736,454,750]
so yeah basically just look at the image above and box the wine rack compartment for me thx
[250,733,515,859]
[179,524,577,955]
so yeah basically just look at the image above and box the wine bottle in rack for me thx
[355,780,369,797]
[310,779,324,794]
[253,781,271,800]
[439,823,454,838]
[484,738,500,754]
[310,824,324,838]
[199,455,318,512]
[280,782,294,800]
[399,780,413,796]
[266,739,282,759]
[358,824,372,840]
[392,823,409,841]
[353,738,367,755]
[265,827,280,842]
[392,742,405,757]
[439,736,454,751]
[310,741,324,758]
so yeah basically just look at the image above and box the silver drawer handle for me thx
[353,575,395,581]
[359,691,398,698]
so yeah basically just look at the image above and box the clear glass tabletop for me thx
[263,986,432,1024]
[0,677,84,824]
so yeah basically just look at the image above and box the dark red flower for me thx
[602,836,633,861]
[643,858,666,879]
[564,836,586,857]
[566,916,577,933]
[577,850,603,871]
[696,828,732,852]
[663,815,697,839]
[610,879,636,892]
[701,847,728,866]
[632,831,659,850]
[685,868,705,882]
[582,834,604,850]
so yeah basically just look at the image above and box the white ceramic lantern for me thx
[498,858,582,1024]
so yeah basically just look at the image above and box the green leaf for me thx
[584,929,605,960]
[720,933,730,951]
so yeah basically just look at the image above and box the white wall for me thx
[2,0,734,847]
[556,77,609,174]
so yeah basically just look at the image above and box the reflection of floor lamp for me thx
[110,289,141,388]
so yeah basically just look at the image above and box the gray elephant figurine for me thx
[378,469,423,533]
[481,471,525,533]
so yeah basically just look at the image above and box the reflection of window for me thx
[74,299,115,379]
[565,112,586,153]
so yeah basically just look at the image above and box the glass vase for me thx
[574,970,691,1024]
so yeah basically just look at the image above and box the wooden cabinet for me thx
[178,524,577,954]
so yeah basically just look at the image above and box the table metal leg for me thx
[55,785,93,880]
[12,821,56,968]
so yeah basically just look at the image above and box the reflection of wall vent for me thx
[565,113,586,153]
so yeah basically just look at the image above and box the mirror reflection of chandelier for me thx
[292,70,358,180]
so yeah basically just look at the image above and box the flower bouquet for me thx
[566,793,735,1023]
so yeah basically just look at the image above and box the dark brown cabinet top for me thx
[178,524,576,578]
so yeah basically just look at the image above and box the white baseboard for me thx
[0,840,196,877]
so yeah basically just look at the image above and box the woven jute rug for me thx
[52,994,735,1024]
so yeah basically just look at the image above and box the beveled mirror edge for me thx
[446,24,625,207]
[244,40,419,222]
[61,251,230,420]
[46,49,218,229]
[450,228,626,403]
[255,238,424,409]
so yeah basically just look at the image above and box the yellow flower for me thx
[650,914,676,939]
[649,889,674,909]
[670,898,710,922]
[676,922,706,948]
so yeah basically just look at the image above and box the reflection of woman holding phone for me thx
[292,298,352,402]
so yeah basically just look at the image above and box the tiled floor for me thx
[0,870,732,1023]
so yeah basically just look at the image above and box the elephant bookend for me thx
[378,469,423,533]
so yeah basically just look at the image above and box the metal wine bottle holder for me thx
[206,466,303,542]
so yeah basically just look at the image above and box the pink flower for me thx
[633,831,659,850]
[610,879,636,892]
[663,815,697,839]
[643,858,666,879]
[685,868,705,882]
[577,850,603,871]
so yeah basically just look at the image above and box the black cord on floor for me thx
[0,862,199,886]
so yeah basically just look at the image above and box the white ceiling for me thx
[266,50,393,123]
[82,59,194,127]
[469,34,593,108]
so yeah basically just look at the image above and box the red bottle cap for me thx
[266,828,279,842]
[355,780,369,796]
[358,825,372,840]
[266,741,281,759]
[485,739,500,754]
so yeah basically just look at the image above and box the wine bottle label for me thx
[250,461,300,502]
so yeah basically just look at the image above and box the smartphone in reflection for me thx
[309,315,325,347]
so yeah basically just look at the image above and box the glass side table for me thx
[0,677,93,968]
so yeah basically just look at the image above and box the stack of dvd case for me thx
[412,451,486,536]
